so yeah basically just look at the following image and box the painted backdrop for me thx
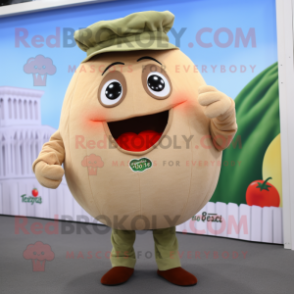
[0,0,282,243]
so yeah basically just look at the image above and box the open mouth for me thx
[107,110,169,152]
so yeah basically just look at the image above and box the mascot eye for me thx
[100,79,123,106]
[98,72,127,108]
[147,72,170,98]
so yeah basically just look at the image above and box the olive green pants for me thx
[110,226,181,271]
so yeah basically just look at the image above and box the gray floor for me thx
[0,215,293,294]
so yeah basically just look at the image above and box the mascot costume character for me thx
[33,11,237,286]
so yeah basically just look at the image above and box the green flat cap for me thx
[74,10,178,63]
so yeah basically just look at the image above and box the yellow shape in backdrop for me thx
[262,133,282,207]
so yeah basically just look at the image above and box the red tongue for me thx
[116,130,162,152]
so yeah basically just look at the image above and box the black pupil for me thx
[148,75,165,92]
[105,82,122,100]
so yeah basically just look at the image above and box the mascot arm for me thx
[32,130,65,189]
[198,85,237,151]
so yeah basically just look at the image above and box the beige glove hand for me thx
[34,153,64,189]
[198,85,233,119]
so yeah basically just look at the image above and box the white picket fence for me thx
[0,179,95,224]
[0,178,283,244]
[176,202,283,244]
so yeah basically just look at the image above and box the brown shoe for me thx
[101,266,134,286]
[157,267,197,286]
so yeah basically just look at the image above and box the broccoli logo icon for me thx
[81,154,104,175]
[23,55,56,86]
[23,241,55,272]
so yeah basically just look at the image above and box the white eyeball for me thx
[147,72,171,98]
[100,79,123,106]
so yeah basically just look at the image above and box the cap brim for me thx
[81,41,178,63]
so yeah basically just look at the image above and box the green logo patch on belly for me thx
[129,158,152,172]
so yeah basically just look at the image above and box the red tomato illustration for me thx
[32,189,39,197]
[246,177,280,207]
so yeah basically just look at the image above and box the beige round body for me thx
[59,49,222,230]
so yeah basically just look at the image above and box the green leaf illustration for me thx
[210,62,280,205]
